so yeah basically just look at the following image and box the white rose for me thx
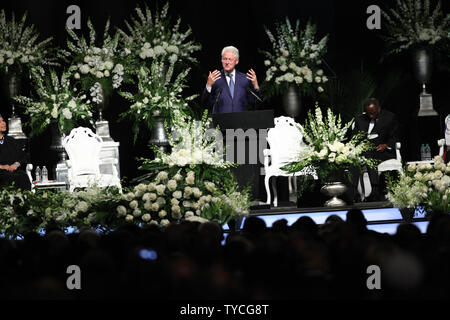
[62,108,72,120]
[167,179,177,191]
[155,184,166,195]
[173,191,182,199]
[142,193,151,202]
[75,201,89,213]
[144,201,152,211]
[434,170,443,179]
[123,192,135,201]
[125,214,134,222]
[264,60,271,66]
[294,76,303,84]
[116,205,127,216]
[79,64,90,74]
[171,198,180,206]
[284,73,294,82]
[156,197,166,206]
[186,176,195,185]
[147,183,156,192]
[104,61,114,70]
[133,208,142,217]
[142,214,151,222]
[6,58,14,65]
[205,182,216,193]
[192,188,202,198]
[280,64,288,72]
[182,201,192,208]
[171,205,181,219]
[129,200,139,209]
[67,100,77,108]
[185,211,194,218]
[161,219,171,227]
[157,171,169,180]
[158,210,167,218]
[151,202,160,211]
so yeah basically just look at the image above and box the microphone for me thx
[212,88,222,114]
[247,87,263,103]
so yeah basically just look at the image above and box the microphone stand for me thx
[212,88,223,114]
[247,87,262,110]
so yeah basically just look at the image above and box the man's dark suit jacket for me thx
[0,135,31,190]
[353,109,399,161]
[201,69,261,114]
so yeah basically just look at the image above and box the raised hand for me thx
[246,69,259,90]
[206,70,221,88]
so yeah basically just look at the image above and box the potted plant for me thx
[260,18,328,117]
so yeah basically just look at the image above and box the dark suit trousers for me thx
[0,169,31,190]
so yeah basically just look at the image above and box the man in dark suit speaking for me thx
[353,98,399,201]
[202,46,262,113]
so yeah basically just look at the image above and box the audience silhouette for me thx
[0,210,449,299]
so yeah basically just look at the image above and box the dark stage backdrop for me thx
[1,0,449,181]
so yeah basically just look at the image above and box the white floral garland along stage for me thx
[0,111,251,237]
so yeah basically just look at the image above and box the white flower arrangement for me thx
[283,103,377,183]
[387,155,450,213]
[119,2,201,70]
[381,0,450,55]
[115,167,249,227]
[0,10,57,75]
[261,18,328,98]
[119,60,197,142]
[13,66,94,136]
[59,18,125,104]
[159,110,234,169]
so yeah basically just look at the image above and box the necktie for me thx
[228,73,234,99]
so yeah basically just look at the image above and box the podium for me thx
[212,110,274,201]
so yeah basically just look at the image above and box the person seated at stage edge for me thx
[201,46,262,114]
[0,114,31,190]
[352,98,399,202]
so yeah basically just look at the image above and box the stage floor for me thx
[224,201,431,235]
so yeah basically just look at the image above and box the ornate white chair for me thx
[263,116,317,207]
[357,142,403,200]
[63,127,122,192]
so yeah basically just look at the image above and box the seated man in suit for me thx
[202,46,262,113]
[0,114,31,190]
[353,98,399,201]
